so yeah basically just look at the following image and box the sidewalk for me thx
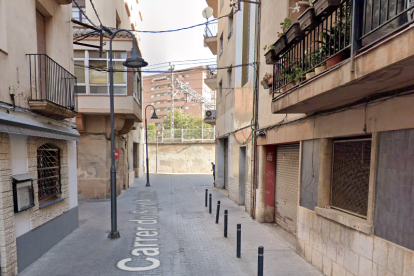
[19,174,322,276]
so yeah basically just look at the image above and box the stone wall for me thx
[228,177,239,204]
[0,133,18,276]
[147,142,215,174]
[297,207,414,276]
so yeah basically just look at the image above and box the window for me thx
[164,101,168,103]
[37,144,61,204]
[74,50,127,95]
[0,0,7,53]
[157,94,160,97]
[228,13,233,39]
[151,103,154,105]
[156,86,160,89]
[185,74,189,78]
[331,138,372,218]
[219,33,224,56]
[185,82,189,85]
[134,71,142,104]
[156,102,160,104]
[219,81,223,99]
[151,88,154,91]
[241,2,250,87]
[185,106,189,110]
[151,95,154,98]
[228,68,232,89]
[178,74,184,78]
[156,109,161,112]
[72,7,87,23]
[164,116,167,119]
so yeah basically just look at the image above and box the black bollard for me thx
[209,194,212,214]
[224,210,228,237]
[215,201,220,223]
[205,189,208,207]
[237,224,241,258]
[258,246,264,276]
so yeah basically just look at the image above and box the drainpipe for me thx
[251,0,261,219]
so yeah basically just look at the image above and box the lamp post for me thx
[108,29,148,239]
[145,105,160,187]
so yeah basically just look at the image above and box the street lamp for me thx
[145,105,159,187]
[108,29,148,239]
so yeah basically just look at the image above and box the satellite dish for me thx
[202,7,214,19]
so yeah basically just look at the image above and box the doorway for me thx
[133,143,138,177]
[217,138,228,189]
[238,146,247,205]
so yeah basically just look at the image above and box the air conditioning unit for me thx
[205,110,216,119]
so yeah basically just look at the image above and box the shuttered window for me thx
[331,139,371,218]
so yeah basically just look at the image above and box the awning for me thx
[0,113,80,141]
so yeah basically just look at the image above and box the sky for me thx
[138,0,216,75]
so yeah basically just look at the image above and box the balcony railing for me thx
[204,22,218,38]
[271,0,414,100]
[28,54,78,115]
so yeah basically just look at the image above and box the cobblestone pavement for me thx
[19,174,322,276]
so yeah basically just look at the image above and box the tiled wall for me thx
[300,139,320,211]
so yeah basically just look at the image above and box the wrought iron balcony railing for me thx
[204,22,218,38]
[28,54,78,117]
[271,0,414,100]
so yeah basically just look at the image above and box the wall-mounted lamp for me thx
[9,86,15,108]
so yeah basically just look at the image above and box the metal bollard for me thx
[205,189,208,207]
[215,201,220,223]
[258,246,264,276]
[224,210,228,237]
[209,194,212,214]
[237,224,241,258]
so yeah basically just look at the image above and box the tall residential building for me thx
[0,0,79,274]
[143,66,214,131]
[72,0,146,199]
[210,0,414,274]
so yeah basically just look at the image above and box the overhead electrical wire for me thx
[88,0,103,27]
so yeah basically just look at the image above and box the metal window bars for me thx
[37,144,61,203]
[331,139,372,218]
[272,0,352,99]
[28,54,78,112]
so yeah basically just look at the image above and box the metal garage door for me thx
[275,144,300,235]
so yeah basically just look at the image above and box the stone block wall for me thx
[228,177,239,204]
[297,207,414,276]
[27,137,70,229]
[0,133,18,276]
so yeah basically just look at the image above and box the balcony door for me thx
[36,10,46,54]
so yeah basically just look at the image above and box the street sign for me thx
[114,149,119,160]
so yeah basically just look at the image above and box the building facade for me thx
[73,0,146,199]
[143,66,214,132]
[204,0,256,215]
[209,0,414,274]
[0,0,79,274]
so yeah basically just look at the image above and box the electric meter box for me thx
[12,174,35,213]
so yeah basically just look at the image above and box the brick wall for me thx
[0,133,18,276]
[228,176,238,204]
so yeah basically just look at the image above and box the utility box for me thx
[12,174,35,213]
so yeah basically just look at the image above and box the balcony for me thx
[27,54,77,119]
[55,0,71,4]
[204,110,216,126]
[204,67,217,90]
[269,0,414,114]
[204,22,218,55]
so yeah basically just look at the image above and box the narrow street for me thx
[19,174,322,276]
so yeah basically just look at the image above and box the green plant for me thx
[260,73,273,85]
[263,44,275,51]
[277,18,293,38]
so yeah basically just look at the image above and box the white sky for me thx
[138,0,216,74]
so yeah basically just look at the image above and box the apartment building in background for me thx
[209,0,414,275]
[0,0,79,274]
[72,0,146,199]
[204,0,256,215]
[143,66,215,131]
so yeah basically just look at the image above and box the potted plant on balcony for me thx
[298,7,318,32]
[264,45,278,65]
[273,18,293,55]
[312,49,327,74]
[313,0,341,18]
[261,73,273,89]
[286,22,304,45]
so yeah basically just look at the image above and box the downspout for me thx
[251,0,261,219]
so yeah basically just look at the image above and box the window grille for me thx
[331,139,371,218]
[37,144,61,203]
